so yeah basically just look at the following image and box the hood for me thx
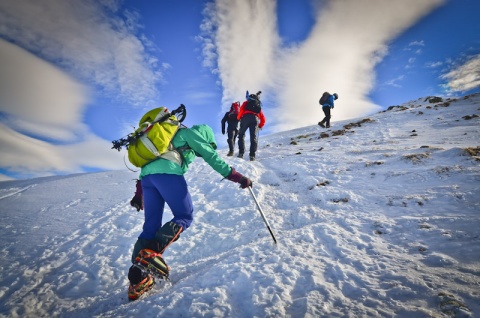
[190,124,217,149]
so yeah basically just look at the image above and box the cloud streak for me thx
[201,0,445,132]
[200,0,280,107]
[0,0,155,178]
[441,54,480,92]
[0,40,88,141]
[0,0,161,106]
[0,123,125,179]
[0,41,126,178]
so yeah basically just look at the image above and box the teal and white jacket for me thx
[139,124,232,179]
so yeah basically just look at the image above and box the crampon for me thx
[128,274,155,301]
[133,249,170,280]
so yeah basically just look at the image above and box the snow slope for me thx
[0,94,479,318]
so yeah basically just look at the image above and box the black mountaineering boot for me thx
[128,265,155,301]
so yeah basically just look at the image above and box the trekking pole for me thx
[248,187,277,244]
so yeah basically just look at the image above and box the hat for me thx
[333,93,338,99]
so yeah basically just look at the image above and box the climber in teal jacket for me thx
[127,124,252,293]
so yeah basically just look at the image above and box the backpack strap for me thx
[163,126,192,167]
[162,125,188,167]
[135,119,185,167]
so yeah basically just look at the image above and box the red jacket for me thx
[237,100,266,128]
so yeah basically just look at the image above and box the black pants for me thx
[226,128,238,152]
[238,114,259,157]
[320,106,331,127]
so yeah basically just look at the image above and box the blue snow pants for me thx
[138,174,194,240]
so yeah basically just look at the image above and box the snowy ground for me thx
[0,94,479,318]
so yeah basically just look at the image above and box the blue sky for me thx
[0,0,479,180]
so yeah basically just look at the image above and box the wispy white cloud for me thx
[0,40,88,141]
[404,41,424,55]
[199,0,280,108]
[0,0,154,178]
[0,123,125,179]
[385,75,406,88]
[425,61,443,68]
[201,0,444,132]
[0,0,162,106]
[409,40,425,47]
[441,54,480,92]
[0,41,126,178]
[406,57,417,69]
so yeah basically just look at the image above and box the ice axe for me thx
[248,187,277,244]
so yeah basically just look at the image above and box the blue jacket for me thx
[322,95,335,109]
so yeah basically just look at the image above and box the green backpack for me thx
[127,107,182,168]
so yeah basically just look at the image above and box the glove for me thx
[222,129,225,135]
[130,195,143,211]
[130,179,143,211]
[227,167,252,189]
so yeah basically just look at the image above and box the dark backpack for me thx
[319,92,331,105]
[245,94,262,113]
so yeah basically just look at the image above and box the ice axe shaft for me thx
[248,187,277,244]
